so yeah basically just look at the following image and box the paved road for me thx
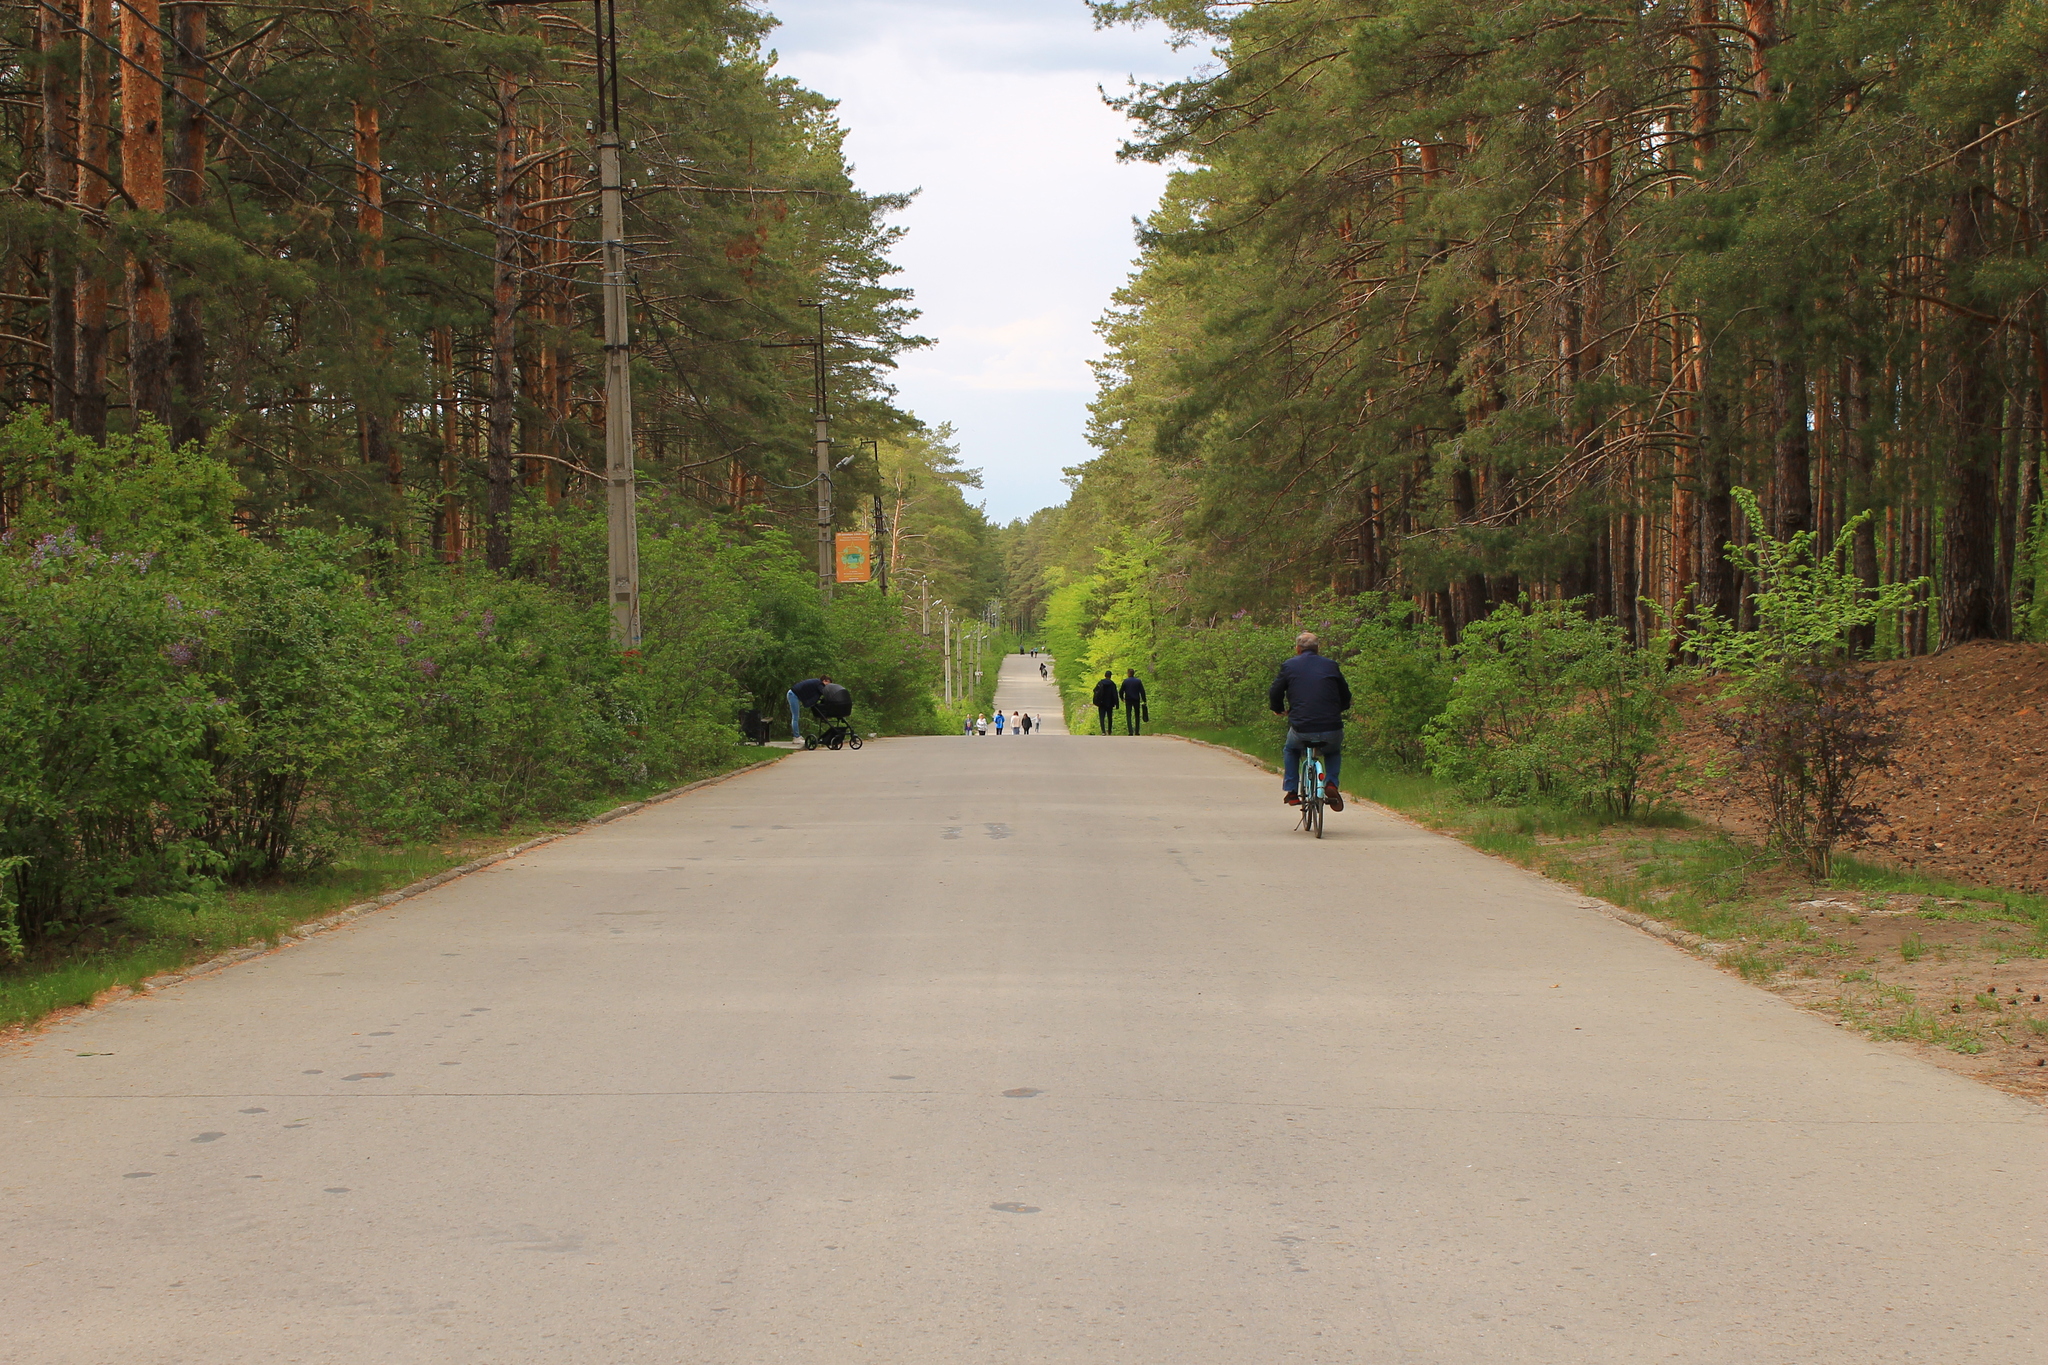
[4,656,2041,1363]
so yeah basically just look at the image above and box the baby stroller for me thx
[803,682,862,751]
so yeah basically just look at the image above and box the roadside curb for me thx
[1158,731,1728,961]
[128,753,789,994]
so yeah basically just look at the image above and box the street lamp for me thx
[861,439,887,595]
[485,0,638,646]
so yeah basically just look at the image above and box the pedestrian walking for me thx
[1092,672,1119,735]
[994,711,1006,736]
[962,715,973,737]
[1039,662,1048,679]
[1021,713,1034,735]
[1120,669,1148,735]
[976,714,988,736]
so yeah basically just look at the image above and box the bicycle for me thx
[1296,739,1329,839]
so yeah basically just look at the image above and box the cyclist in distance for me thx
[1268,631,1350,811]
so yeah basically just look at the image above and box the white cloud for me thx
[759,0,1201,521]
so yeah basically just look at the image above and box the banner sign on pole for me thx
[835,532,872,583]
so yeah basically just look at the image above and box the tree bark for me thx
[1938,166,2003,647]
[168,0,206,445]
[484,73,518,572]
[353,0,396,528]
[73,0,112,441]
[1770,302,1812,540]
[120,0,172,431]
[41,0,77,427]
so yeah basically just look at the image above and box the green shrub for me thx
[1153,616,1295,727]
[1687,488,1924,877]
[1322,595,1452,769]
[0,532,223,941]
[1425,597,1677,816]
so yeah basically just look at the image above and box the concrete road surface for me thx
[4,656,2041,1364]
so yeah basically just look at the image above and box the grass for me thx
[0,746,781,1034]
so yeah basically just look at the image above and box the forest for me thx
[1043,0,2047,653]
[0,0,1017,957]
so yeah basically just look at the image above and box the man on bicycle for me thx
[1268,631,1349,811]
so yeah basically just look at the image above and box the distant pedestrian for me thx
[1039,662,1048,679]
[1021,713,1034,735]
[994,711,1006,735]
[962,715,973,737]
[1092,672,1119,734]
[976,714,988,736]
[1120,668,1148,735]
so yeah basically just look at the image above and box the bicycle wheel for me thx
[848,733,863,750]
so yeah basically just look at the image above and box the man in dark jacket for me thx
[1268,633,1350,811]
[1120,669,1148,735]
[1091,672,1120,734]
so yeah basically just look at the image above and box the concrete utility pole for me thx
[941,604,953,704]
[492,0,637,645]
[804,301,831,601]
[598,111,638,645]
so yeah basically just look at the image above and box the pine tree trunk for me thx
[168,0,206,445]
[484,73,518,573]
[353,0,395,528]
[73,0,112,441]
[1939,168,2003,646]
[120,0,172,430]
[1770,302,1812,539]
[41,0,77,427]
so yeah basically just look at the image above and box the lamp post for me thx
[486,0,637,646]
[861,439,886,595]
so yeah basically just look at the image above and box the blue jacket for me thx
[1268,652,1351,731]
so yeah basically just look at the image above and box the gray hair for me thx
[1295,631,1320,652]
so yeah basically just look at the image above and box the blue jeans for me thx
[1283,728,1343,793]
[786,690,803,740]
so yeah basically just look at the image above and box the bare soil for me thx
[1676,639,2048,893]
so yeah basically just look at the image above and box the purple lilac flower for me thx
[413,658,440,678]
[167,639,197,667]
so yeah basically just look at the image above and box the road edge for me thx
[1153,732,1727,962]
[7,753,792,1035]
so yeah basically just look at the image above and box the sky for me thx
[758,0,1204,524]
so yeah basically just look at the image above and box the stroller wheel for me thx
[826,731,845,750]
[847,733,863,750]
[802,734,817,750]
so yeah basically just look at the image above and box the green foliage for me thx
[0,529,225,940]
[1426,599,1678,817]
[1688,489,1925,877]
[0,413,948,954]
[1154,615,1294,727]
[1318,597,1452,770]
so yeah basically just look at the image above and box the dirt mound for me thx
[1678,639,2048,893]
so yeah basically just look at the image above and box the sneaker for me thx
[1326,790,1345,812]
[1283,791,1302,806]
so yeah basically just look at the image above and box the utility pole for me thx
[942,604,953,703]
[489,0,637,645]
[804,300,831,600]
[597,3,639,646]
